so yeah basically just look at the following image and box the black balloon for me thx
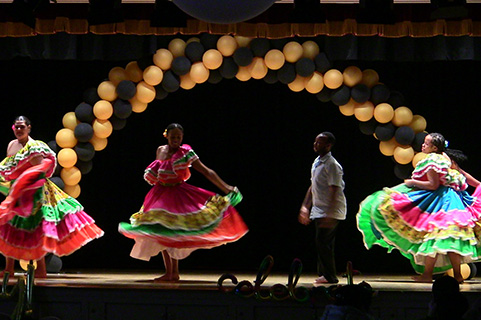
[388,91,405,108]
[76,160,93,175]
[314,52,331,73]
[75,102,95,123]
[185,41,205,62]
[219,57,239,79]
[82,87,100,106]
[277,63,296,84]
[375,123,396,141]
[113,99,132,119]
[47,140,58,153]
[171,56,192,76]
[155,85,169,100]
[74,123,94,142]
[116,80,136,100]
[370,84,391,106]
[161,71,180,93]
[316,87,332,103]
[395,126,415,145]
[200,33,220,50]
[50,176,65,190]
[330,85,351,106]
[233,47,254,67]
[412,132,428,152]
[394,163,413,180]
[137,54,154,70]
[271,38,289,51]
[351,84,371,103]
[74,142,95,162]
[263,69,278,84]
[207,69,223,84]
[295,58,315,78]
[250,38,271,57]
[359,118,378,135]
[110,115,127,131]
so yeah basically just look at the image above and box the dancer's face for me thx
[422,135,438,154]
[13,120,30,141]
[166,128,183,149]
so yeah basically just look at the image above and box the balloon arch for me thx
[51,33,429,198]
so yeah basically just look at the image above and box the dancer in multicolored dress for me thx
[118,123,248,282]
[0,116,104,278]
[357,132,481,283]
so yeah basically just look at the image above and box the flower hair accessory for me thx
[163,129,168,138]
[445,140,449,148]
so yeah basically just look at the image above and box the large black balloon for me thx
[351,84,371,103]
[74,123,94,142]
[207,69,223,84]
[412,132,428,152]
[277,63,296,84]
[155,85,169,100]
[375,123,396,141]
[74,142,95,162]
[110,115,127,131]
[395,126,415,145]
[388,91,405,108]
[295,58,315,77]
[359,118,378,135]
[250,38,271,57]
[161,71,180,93]
[200,33,219,50]
[116,80,136,100]
[171,56,192,76]
[82,88,100,106]
[75,102,95,123]
[263,69,278,84]
[370,84,391,106]
[330,85,350,106]
[219,57,239,79]
[76,160,93,175]
[394,163,413,180]
[47,140,58,153]
[316,87,332,103]
[185,41,205,62]
[233,47,254,67]
[314,52,331,73]
[50,176,65,190]
[113,99,132,119]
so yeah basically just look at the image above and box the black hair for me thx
[165,123,183,134]
[445,148,468,165]
[429,132,445,153]
[320,131,336,146]
[14,115,31,126]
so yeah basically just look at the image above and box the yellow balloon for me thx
[264,49,285,70]
[58,148,77,168]
[202,49,223,70]
[236,66,251,81]
[235,35,251,47]
[412,152,427,167]
[324,69,343,89]
[125,61,144,83]
[64,184,81,198]
[136,81,156,103]
[168,38,186,58]
[217,35,238,57]
[130,96,148,113]
[339,99,356,116]
[93,100,113,120]
[446,263,472,280]
[108,67,128,86]
[143,65,163,86]
[153,48,174,70]
[302,40,320,60]
[392,106,414,127]
[90,135,108,151]
[92,119,113,139]
[56,128,77,148]
[379,138,399,156]
[180,74,196,90]
[394,146,415,165]
[61,166,82,186]
[288,75,306,92]
[409,115,427,133]
[248,57,268,80]
[305,72,324,94]
[361,69,380,88]
[186,37,200,44]
[343,66,363,87]
[374,103,394,123]
[283,41,303,63]
[19,260,37,271]
[190,62,210,84]
[97,81,117,101]
[354,101,374,122]
[62,112,79,131]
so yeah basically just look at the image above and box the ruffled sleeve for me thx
[0,140,56,181]
[171,144,199,173]
[144,160,162,186]
[412,153,467,190]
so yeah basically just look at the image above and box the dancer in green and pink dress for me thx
[0,116,104,278]
[119,123,248,282]
[357,133,481,283]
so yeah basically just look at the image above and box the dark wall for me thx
[1,57,481,275]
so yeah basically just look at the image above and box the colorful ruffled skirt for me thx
[118,183,248,260]
[0,179,104,261]
[357,184,481,274]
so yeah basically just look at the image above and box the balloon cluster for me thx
[51,33,430,196]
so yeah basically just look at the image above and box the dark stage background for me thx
[1,51,481,275]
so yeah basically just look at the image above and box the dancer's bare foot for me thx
[454,276,465,284]
[412,275,432,283]
[314,276,339,284]
[154,274,180,283]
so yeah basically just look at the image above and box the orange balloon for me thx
[125,61,144,83]
[412,152,428,167]
[61,166,82,186]
[339,99,356,116]
[130,96,148,113]
[143,65,163,86]
[283,41,303,63]
[202,49,223,70]
[217,35,238,57]
[302,40,320,60]
[394,146,415,165]
[235,35,251,47]
[264,49,285,70]
[379,138,398,156]
[58,148,77,168]
[168,38,186,58]
[324,69,343,89]
[97,81,117,101]
[93,100,113,120]
[108,67,128,86]
[305,72,324,94]
[64,184,81,198]
[361,69,379,88]
[374,103,394,123]
[56,128,77,148]
[235,66,251,81]
[392,106,414,127]
[248,57,268,80]
[62,112,79,131]
[190,62,210,84]
[288,75,306,92]
[180,74,196,90]
[153,48,174,70]
[136,81,156,103]
[409,115,427,133]
[343,66,363,87]
[92,119,113,139]
[354,101,374,122]
[90,135,108,151]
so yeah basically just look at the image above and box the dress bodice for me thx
[411,153,467,191]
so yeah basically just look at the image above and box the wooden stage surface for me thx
[1,270,480,320]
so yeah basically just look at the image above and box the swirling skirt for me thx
[118,183,248,260]
[357,184,481,274]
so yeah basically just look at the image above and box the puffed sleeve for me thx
[143,160,162,185]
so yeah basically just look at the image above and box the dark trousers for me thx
[315,218,339,282]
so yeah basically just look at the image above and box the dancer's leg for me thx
[413,255,436,283]
[155,251,179,282]
[1,257,14,277]
[35,257,47,279]
[447,252,463,284]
